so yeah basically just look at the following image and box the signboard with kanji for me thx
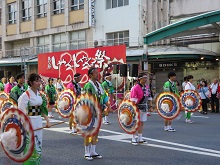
[38,45,126,87]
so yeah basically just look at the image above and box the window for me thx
[106,0,129,9]
[53,33,67,51]
[53,0,64,14]
[70,30,86,50]
[0,8,2,24]
[22,0,31,21]
[71,0,84,11]
[8,2,17,24]
[37,36,49,53]
[106,31,129,47]
[37,0,47,18]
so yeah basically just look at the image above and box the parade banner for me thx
[38,45,126,87]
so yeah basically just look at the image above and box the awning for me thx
[126,46,219,61]
[0,57,38,66]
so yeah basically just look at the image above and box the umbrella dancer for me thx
[67,73,82,134]
[18,73,51,165]
[83,68,109,160]
[101,72,115,124]
[130,73,153,145]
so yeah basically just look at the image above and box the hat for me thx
[74,73,81,78]
[138,73,147,79]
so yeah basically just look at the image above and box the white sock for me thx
[85,146,90,156]
[102,117,105,123]
[164,126,168,130]
[138,134,142,141]
[90,145,97,155]
[48,112,52,116]
[105,116,108,122]
[132,134,136,141]
[168,125,171,129]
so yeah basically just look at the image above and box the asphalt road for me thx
[1,110,220,165]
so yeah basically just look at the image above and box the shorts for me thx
[140,111,147,122]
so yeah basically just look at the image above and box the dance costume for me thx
[184,82,195,122]
[83,80,107,160]
[101,80,114,124]
[18,88,48,165]
[10,84,28,103]
[130,83,152,144]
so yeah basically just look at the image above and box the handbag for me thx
[202,87,210,103]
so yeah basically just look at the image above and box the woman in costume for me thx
[130,72,153,145]
[45,78,57,118]
[198,80,209,114]
[83,68,108,160]
[101,72,115,124]
[163,71,179,132]
[18,73,51,165]
[67,73,82,134]
[184,75,195,123]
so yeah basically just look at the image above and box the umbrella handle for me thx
[34,121,65,131]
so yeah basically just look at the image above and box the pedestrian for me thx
[198,80,209,114]
[18,73,51,164]
[130,72,153,145]
[9,73,28,103]
[101,72,115,124]
[45,78,57,118]
[163,71,179,132]
[210,79,220,113]
[67,73,82,134]
[184,75,195,123]
[4,75,15,94]
[83,68,108,160]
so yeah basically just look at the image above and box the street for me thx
[1,110,220,165]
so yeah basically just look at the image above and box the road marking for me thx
[45,126,220,157]
[151,113,209,118]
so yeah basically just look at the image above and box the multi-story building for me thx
[145,0,220,92]
[0,0,93,78]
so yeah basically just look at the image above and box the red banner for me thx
[38,45,126,86]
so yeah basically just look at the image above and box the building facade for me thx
[0,0,93,78]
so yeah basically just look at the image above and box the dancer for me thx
[10,73,28,103]
[163,71,179,131]
[101,72,115,124]
[83,68,108,160]
[18,73,51,165]
[130,72,153,145]
[184,75,195,123]
[45,78,57,118]
[4,75,15,94]
[67,73,82,134]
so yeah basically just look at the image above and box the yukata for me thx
[67,81,81,97]
[0,81,4,91]
[184,82,196,121]
[18,88,48,165]
[130,83,152,122]
[45,84,57,105]
[10,84,28,103]
[84,80,108,116]
[4,82,15,94]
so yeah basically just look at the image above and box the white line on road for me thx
[45,126,220,157]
